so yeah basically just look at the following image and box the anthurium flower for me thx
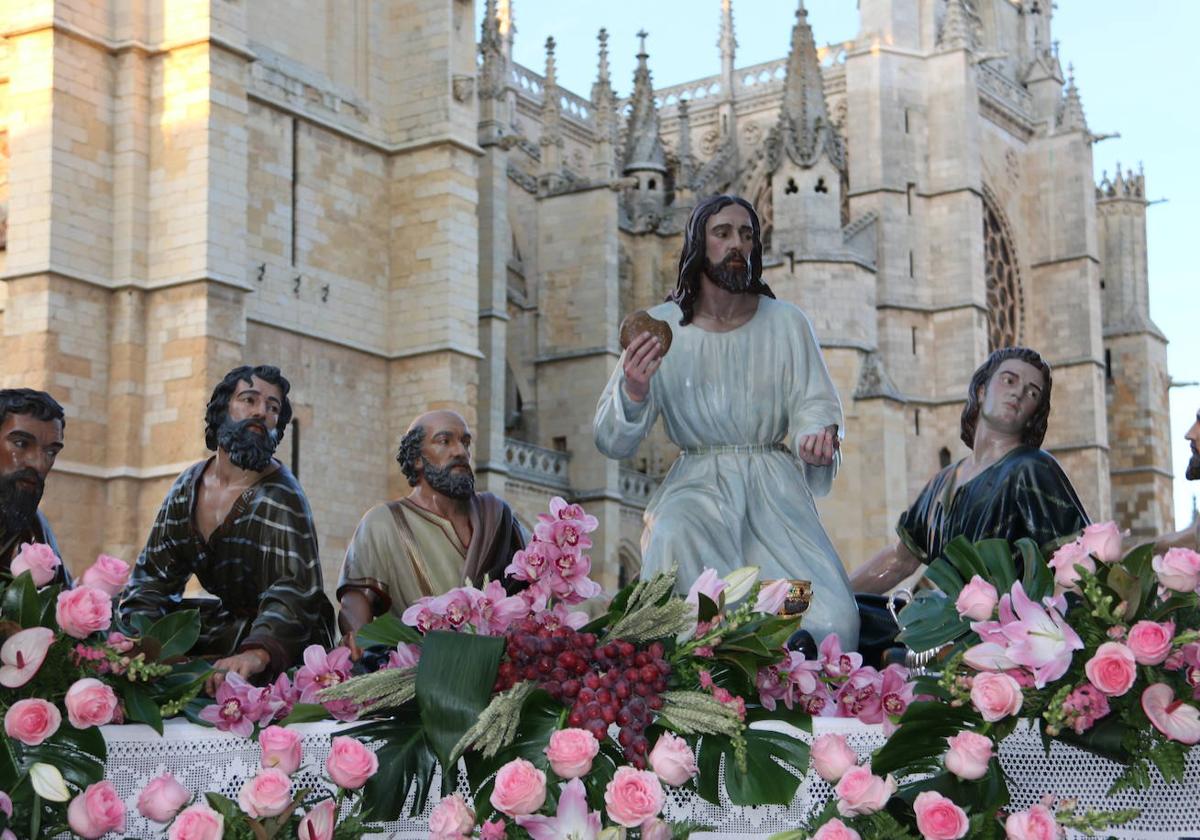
[30,762,71,802]
[0,627,55,688]
[1141,683,1200,745]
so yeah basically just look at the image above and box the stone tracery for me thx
[982,188,1024,352]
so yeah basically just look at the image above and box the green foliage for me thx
[279,703,334,725]
[694,727,809,806]
[2,572,44,628]
[144,609,201,660]
[355,613,421,648]
[0,726,106,837]
[117,679,164,733]
[870,701,981,777]
[415,630,505,794]
[346,713,438,821]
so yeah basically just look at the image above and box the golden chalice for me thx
[763,579,812,616]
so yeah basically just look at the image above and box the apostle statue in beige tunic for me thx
[336,410,526,653]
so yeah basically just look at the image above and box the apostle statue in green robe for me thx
[852,347,1090,594]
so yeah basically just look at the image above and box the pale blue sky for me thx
[485,1,1199,527]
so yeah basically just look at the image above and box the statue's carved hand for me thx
[797,424,840,467]
[621,331,664,404]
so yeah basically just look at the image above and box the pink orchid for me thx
[1141,683,1200,745]
[533,603,590,631]
[382,643,422,671]
[265,672,299,721]
[879,664,916,719]
[836,667,885,724]
[505,541,563,585]
[295,645,354,704]
[533,518,594,555]
[401,597,449,633]
[471,581,529,636]
[540,497,599,532]
[198,672,268,737]
[547,555,603,604]
[0,627,55,688]
[516,778,601,840]
[820,633,864,679]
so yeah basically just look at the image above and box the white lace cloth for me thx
[101,718,1200,839]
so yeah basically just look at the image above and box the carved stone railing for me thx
[510,63,595,128]
[976,61,1034,130]
[619,468,662,507]
[504,438,571,489]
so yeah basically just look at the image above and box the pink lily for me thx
[686,568,727,608]
[1142,683,1200,745]
[965,583,1082,688]
[754,579,791,614]
[516,778,600,840]
[0,627,55,688]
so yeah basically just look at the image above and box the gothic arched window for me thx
[982,189,1023,351]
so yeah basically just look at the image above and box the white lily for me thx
[29,762,70,802]
[721,566,760,605]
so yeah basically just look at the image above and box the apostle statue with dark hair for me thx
[0,388,70,583]
[1154,405,1200,554]
[336,410,526,655]
[852,347,1090,593]
[593,194,859,648]
[120,365,334,694]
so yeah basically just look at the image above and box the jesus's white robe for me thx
[594,297,859,648]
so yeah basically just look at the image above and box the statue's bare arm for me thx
[849,540,922,594]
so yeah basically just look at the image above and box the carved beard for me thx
[703,252,753,294]
[1187,448,1200,481]
[0,468,43,535]
[217,416,279,473]
[422,459,475,500]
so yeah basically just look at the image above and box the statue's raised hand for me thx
[797,424,840,467]
[621,331,664,404]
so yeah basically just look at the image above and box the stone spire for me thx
[677,98,695,187]
[498,0,514,63]
[1057,64,1087,133]
[591,28,618,182]
[622,30,667,175]
[938,0,974,52]
[775,0,843,169]
[717,0,738,139]
[539,36,565,184]
[478,0,509,145]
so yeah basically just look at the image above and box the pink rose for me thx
[811,733,858,783]
[429,792,475,839]
[259,725,303,775]
[167,803,224,840]
[67,780,126,839]
[80,554,132,597]
[648,732,697,786]
[237,767,294,818]
[970,672,1023,722]
[913,790,968,840]
[10,542,60,587]
[4,698,61,746]
[944,731,993,780]
[0,790,10,818]
[812,818,863,840]
[604,765,665,827]
[834,765,896,817]
[1004,803,1062,840]
[65,678,118,729]
[490,758,547,817]
[1084,642,1137,697]
[479,818,507,840]
[137,772,191,823]
[55,585,113,639]
[1152,548,1200,593]
[544,728,599,779]
[955,575,999,622]
[1048,540,1095,593]
[1127,620,1175,666]
[1078,522,1124,564]
[297,798,336,840]
[325,735,378,790]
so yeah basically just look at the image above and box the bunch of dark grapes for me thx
[495,619,671,768]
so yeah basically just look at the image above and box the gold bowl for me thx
[763,579,812,616]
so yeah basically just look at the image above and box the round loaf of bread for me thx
[618,309,673,355]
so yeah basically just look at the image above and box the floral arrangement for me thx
[0,544,209,839]
[320,497,920,839]
[783,522,1199,840]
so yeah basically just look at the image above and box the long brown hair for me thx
[666,194,775,325]
[960,347,1053,449]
